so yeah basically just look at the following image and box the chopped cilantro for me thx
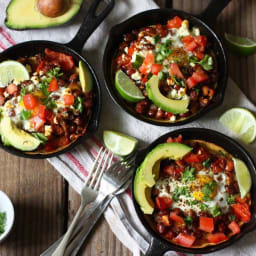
[41,97,57,109]
[0,212,6,235]
[202,158,211,168]
[194,88,200,94]
[148,73,153,80]
[20,86,27,96]
[154,35,161,44]
[182,167,195,183]
[199,203,208,211]
[189,54,213,71]
[229,215,236,221]
[172,75,186,87]
[74,96,83,113]
[39,81,50,97]
[211,205,222,217]
[32,132,48,143]
[132,55,144,69]
[172,186,190,202]
[184,216,193,227]
[47,67,63,78]
[202,181,217,201]
[20,110,31,120]
[227,195,235,205]
[158,71,169,81]
[155,39,173,63]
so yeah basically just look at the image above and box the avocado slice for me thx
[5,0,83,30]
[78,61,93,93]
[0,116,41,151]
[134,161,160,214]
[146,75,190,114]
[140,143,192,187]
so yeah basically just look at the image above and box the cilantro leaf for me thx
[154,35,161,45]
[211,205,222,217]
[202,158,211,168]
[20,110,31,120]
[47,67,63,78]
[74,96,83,113]
[202,181,217,201]
[184,216,193,227]
[172,187,190,202]
[227,195,235,205]
[172,75,186,87]
[199,203,208,211]
[182,167,196,183]
[229,215,236,221]
[189,54,213,71]
[0,212,6,235]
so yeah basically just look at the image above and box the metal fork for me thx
[52,147,113,256]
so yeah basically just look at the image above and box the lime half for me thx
[103,130,138,156]
[0,60,29,87]
[78,61,93,93]
[224,33,256,56]
[219,108,256,144]
[115,70,145,103]
[233,158,251,198]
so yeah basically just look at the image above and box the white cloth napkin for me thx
[1,1,256,256]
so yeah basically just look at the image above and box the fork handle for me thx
[64,194,114,256]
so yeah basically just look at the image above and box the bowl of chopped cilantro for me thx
[0,191,14,242]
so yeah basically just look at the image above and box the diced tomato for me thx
[235,196,247,204]
[6,83,18,95]
[195,35,207,49]
[232,203,251,223]
[167,16,183,29]
[199,217,214,233]
[144,53,154,65]
[225,160,234,172]
[48,77,59,92]
[45,109,54,123]
[169,212,184,224]
[186,77,197,89]
[166,135,182,143]
[0,88,4,96]
[0,95,5,106]
[183,152,200,163]
[185,40,197,52]
[127,45,135,57]
[63,94,75,106]
[36,61,45,74]
[192,70,209,83]
[155,196,172,210]
[193,49,204,60]
[45,48,74,71]
[23,94,37,110]
[181,36,194,44]
[169,63,184,79]
[30,116,45,130]
[151,64,163,75]
[207,233,227,244]
[228,221,240,234]
[139,64,148,74]
[175,233,195,247]
[37,104,46,119]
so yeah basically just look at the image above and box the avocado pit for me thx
[37,0,70,18]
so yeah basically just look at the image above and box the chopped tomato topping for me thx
[228,221,240,234]
[23,94,37,110]
[186,77,197,89]
[45,109,54,123]
[37,104,46,120]
[167,16,183,29]
[151,64,163,75]
[166,135,183,143]
[155,196,172,210]
[232,203,251,223]
[185,40,197,52]
[169,63,184,79]
[6,83,18,95]
[183,152,200,163]
[195,35,207,50]
[30,116,45,130]
[225,160,234,172]
[127,45,135,57]
[181,36,194,44]
[169,212,184,224]
[139,64,148,74]
[36,61,45,74]
[175,233,195,247]
[144,53,154,65]
[0,88,4,96]
[45,48,74,71]
[199,217,214,233]
[63,94,75,106]
[192,70,209,83]
[235,196,247,204]
[48,77,59,92]
[207,233,227,244]
[0,95,4,106]
[193,49,204,60]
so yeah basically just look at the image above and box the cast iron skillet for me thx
[132,128,256,255]
[103,0,230,126]
[0,0,115,158]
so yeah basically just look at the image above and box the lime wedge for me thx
[224,33,256,56]
[233,158,251,198]
[115,70,145,103]
[103,130,138,156]
[219,108,256,144]
[0,60,29,87]
[78,61,93,93]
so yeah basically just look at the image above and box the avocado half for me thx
[134,142,192,214]
[5,0,83,30]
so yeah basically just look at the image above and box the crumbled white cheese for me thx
[124,47,128,54]
[3,92,9,98]
[44,125,52,137]
[177,20,190,37]
[170,115,176,122]
[131,71,141,81]
[192,27,200,36]
[144,36,155,45]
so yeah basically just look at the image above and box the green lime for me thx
[103,130,138,156]
[78,61,93,93]
[219,107,256,144]
[115,70,145,103]
[224,33,256,56]
[0,60,29,87]
[233,158,251,198]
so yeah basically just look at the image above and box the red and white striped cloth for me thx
[1,0,256,255]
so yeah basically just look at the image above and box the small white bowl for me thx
[0,191,15,242]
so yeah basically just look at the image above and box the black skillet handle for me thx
[144,237,169,256]
[198,0,231,28]
[65,0,115,52]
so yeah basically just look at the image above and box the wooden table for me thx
[0,0,255,255]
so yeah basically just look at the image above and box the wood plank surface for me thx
[0,1,255,256]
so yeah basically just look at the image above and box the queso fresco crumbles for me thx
[0,49,94,153]
[114,16,218,122]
